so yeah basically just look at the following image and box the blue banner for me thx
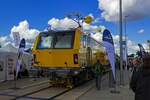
[16,38,26,78]
[138,43,146,58]
[103,29,114,45]
[19,38,26,48]
[103,29,116,80]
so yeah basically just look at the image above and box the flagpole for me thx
[124,16,128,70]
[119,0,124,85]
[11,47,20,89]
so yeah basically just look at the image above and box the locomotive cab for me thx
[32,28,82,72]
[32,28,107,88]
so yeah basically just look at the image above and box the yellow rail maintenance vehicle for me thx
[32,15,109,88]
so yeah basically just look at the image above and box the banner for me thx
[16,38,26,78]
[6,56,15,80]
[122,41,127,62]
[102,29,116,80]
[13,32,20,46]
[138,43,146,58]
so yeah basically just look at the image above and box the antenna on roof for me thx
[67,12,82,27]
[66,12,92,28]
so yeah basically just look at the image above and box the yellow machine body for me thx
[32,28,108,69]
[32,28,109,88]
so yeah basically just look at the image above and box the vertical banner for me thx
[13,32,20,46]
[138,43,146,58]
[102,29,116,80]
[122,41,127,62]
[16,38,26,78]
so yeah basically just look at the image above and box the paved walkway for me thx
[0,77,49,90]
[78,70,134,100]
[78,85,134,100]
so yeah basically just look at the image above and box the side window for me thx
[54,33,73,48]
[86,47,92,66]
[80,35,87,48]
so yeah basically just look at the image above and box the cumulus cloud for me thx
[0,20,39,48]
[91,32,103,42]
[142,43,149,51]
[48,17,78,30]
[138,29,144,34]
[92,31,144,55]
[0,36,7,44]
[0,36,9,47]
[10,20,39,41]
[48,17,106,34]
[9,20,39,48]
[98,0,150,22]
[0,18,147,54]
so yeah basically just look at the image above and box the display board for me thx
[6,56,15,80]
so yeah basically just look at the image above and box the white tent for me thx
[0,44,32,81]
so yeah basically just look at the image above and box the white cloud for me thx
[90,26,106,41]
[91,32,103,42]
[0,18,147,54]
[48,17,106,35]
[0,36,7,44]
[98,0,150,22]
[138,29,144,34]
[48,17,78,30]
[113,35,119,43]
[0,20,39,48]
[141,43,149,52]
[86,26,142,55]
[128,40,139,50]
[0,36,9,47]
[10,20,39,41]
[83,23,98,32]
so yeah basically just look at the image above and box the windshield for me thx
[37,33,53,49]
[36,31,74,49]
[54,32,74,48]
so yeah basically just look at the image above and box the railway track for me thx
[0,81,50,99]
[0,71,111,100]
[0,79,92,100]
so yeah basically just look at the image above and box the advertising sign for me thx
[102,29,116,80]
[7,56,15,80]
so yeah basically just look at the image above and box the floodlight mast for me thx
[119,0,124,85]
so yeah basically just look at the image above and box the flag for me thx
[122,41,127,62]
[138,43,146,58]
[102,29,116,80]
[13,32,20,46]
[16,38,26,78]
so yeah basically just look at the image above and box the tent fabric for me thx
[0,43,32,81]
[0,44,17,53]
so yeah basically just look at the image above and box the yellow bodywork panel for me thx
[33,49,79,68]
[73,28,81,49]
[32,28,81,68]
[32,28,108,69]
[32,34,39,51]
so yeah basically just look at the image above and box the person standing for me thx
[94,59,104,90]
[130,54,150,100]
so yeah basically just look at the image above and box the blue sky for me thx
[0,0,98,35]
[0,0,150,52]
